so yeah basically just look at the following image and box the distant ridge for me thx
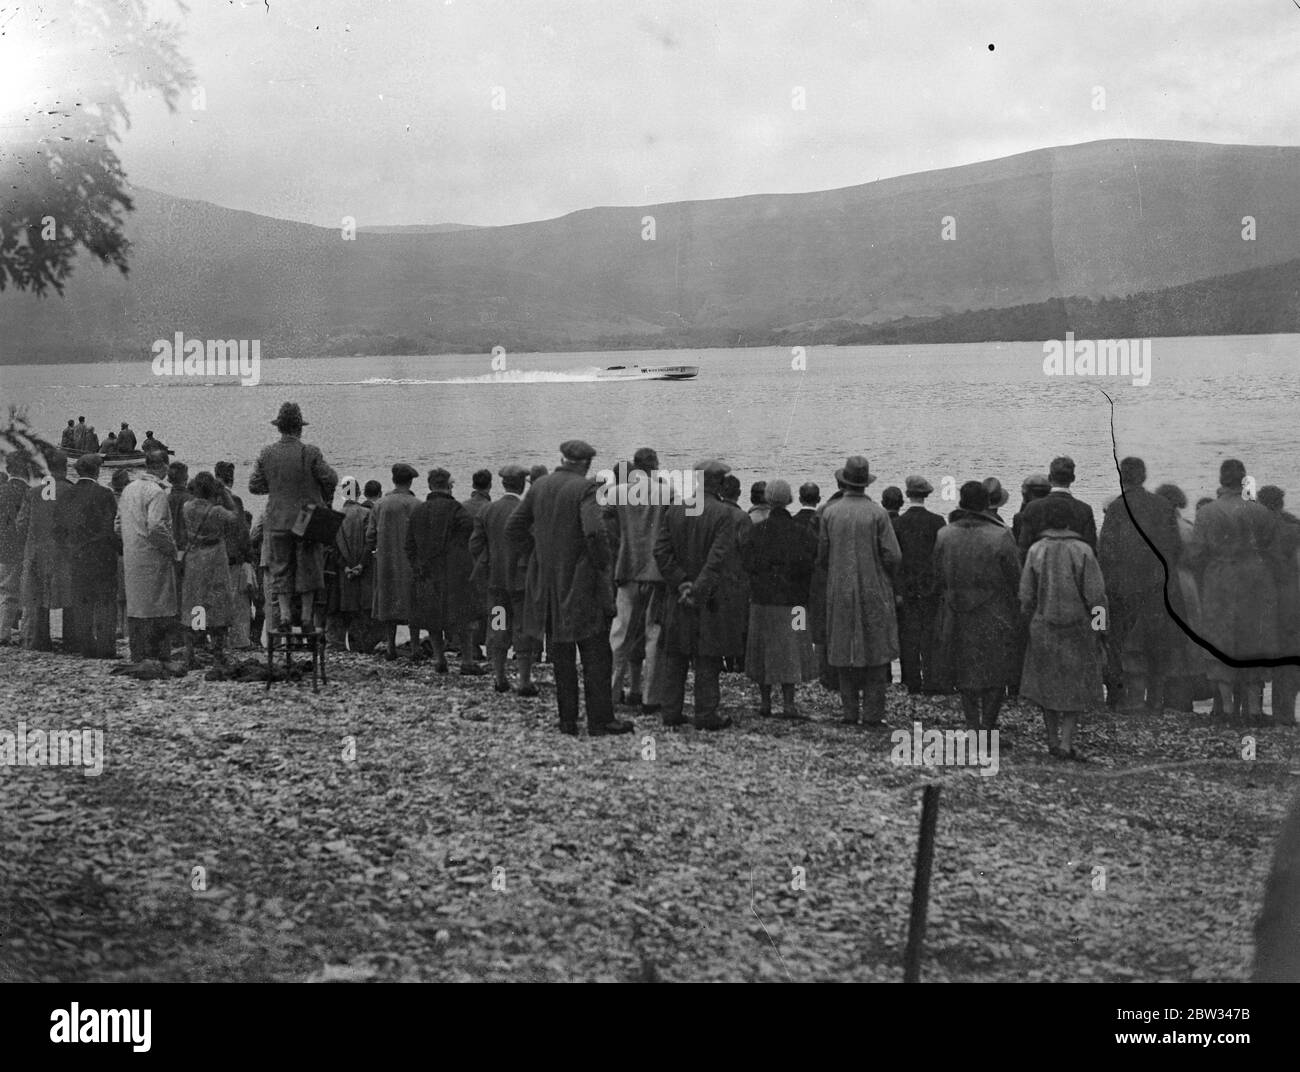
[3,139,1300,363]
[357,223,482,234]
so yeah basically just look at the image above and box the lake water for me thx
[2,334,1297,519]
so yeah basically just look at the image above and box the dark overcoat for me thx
[62,478,119,605]
[367,488,419,622]
[507,465,614,643]
[470,492,527,594]
[930,509,1020,690]
[406,490,479,632]
[653,490,743,658]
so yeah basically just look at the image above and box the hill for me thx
[3,139,1299,362]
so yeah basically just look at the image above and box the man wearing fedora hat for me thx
[981,477,1010,524]
[818,456,902,726]
[892,475,945,695]
[249,401,338,634]
[508,440,633,737]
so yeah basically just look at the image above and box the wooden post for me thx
[903,783,941,983]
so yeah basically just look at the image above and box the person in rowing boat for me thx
[117,423,138,453]
[141,431,166,454]
[60,420,76,450]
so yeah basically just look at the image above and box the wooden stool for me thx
[266,629,327,692]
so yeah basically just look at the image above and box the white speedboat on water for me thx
[596,363,698,381]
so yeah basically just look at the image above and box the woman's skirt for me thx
[181,543,234,629]
[746,603,817,685]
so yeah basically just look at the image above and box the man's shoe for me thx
[493,680,511,693]
[662,713,688,727]
[515,683,539,698]
[861,720,890,731]
[590,718,635,737]
[559,722,579,736]
[641,703,661,716]
[459,663,488,676]
[694,713,732,731]
[625,691,643,707]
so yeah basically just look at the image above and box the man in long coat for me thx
[117,450,179,662]
[1259,486,1300,724]
[249,402,338,633]
[931,481,1020,733]
[892,475,945,694]
[471,464,534,695]
[1098,456,1186,713]
[718,474,751,673]
[62,453,119,657]
[117,423,138,453]
[366,462,420,660]
[1190,459,1281,722]
[818,456,901,726]
[507,440,632,737]
[0,455,29,643]
[16,451,74,651]
[406,468,485,673]
[653,460,741,731]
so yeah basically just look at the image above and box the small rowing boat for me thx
[63,448,166,470]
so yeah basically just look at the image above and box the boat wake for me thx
[322,369,609,385]
[71,368,612,388]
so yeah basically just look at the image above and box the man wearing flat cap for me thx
[407,468,485,674]
[471,463,537,695]
[508,440,633,737]
[891,475,945,694]
[653,459,742,730]
[367,461,421,660]
[1016,455,1097,559]
[249,401,338,634]
[818,456,902,726]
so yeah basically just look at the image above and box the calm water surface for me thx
[1,335,1297,519]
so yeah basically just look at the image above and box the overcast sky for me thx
[40,0,1300,226]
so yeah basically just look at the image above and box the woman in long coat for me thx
[931,481,1021,733]
[1019,494,1108,759]
[180,472,239,666]
[739,479,818,719]
[817,458,901,725]
[405,469,485,674]
[366,465,420,660]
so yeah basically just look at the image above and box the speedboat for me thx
[597,364,698,381]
